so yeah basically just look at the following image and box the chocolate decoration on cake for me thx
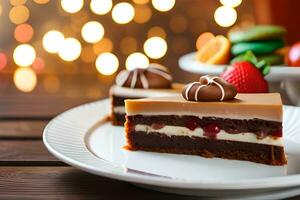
[115,63,172,89]
[182,75,237,102]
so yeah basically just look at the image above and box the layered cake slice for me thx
[125,75,287,165]
[110,63,183,126]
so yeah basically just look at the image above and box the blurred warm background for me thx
[0,0,298,109]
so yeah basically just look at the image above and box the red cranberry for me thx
[203,124,220,138]
[186,120,198,131]
[271,130,282,137]
[151,123,165,130]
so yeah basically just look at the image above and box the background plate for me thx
[179,52,300,82]
[44,99,300,199]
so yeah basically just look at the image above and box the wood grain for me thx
[0,96,101,119]
[0,120,47,138]
[0,167,196,199]
[0,140,64,165]
[0,74,108,119]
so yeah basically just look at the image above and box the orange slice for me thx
[196,35,231,65]
[196,32,215,50]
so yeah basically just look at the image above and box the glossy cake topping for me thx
[115,63,172,89]
[125,93,283,122]
[182,75,237,102]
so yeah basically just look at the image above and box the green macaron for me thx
[228,25,286,43]
[231,39,285,56]
[231,52,284,65]
[257,54,284,65]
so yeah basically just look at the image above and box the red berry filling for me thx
[271,129,282,137]
[186,119,198,131]
[203,124,220,138]
[151,123,165,130]
[128,115,282,140]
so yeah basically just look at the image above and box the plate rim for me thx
[43,99,300,190]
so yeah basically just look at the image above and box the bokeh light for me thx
[120,37,137,55]
[43,75,60,93]
[112,2,135,24]
[134,5,152,24]
[43,30,65,53]
[14,24,34,43]
[81,46,96,63]
[13,68,37,92]
[126,52,149,70]
[93,37,113,54]
[151,0,175,12]
[220,0,242,7]
[32,57,45,72]
[33,0,50,4]
[144,37,167,59]
[0,4,2,16]
[9,5,30,24]
[61,0,83,14]
[132,0,149,5]
[0,53,7,71]
[214,6,237,27]
[90,0,112,15]
[58,38,82,61]
[10,0,26,6]
[96,52,119,75]
[147,26,166,39]
[13,44,36,67]
[81,21,104,43]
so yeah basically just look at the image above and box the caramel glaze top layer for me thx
[125,93,282,122]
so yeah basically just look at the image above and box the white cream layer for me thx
[113,106,125,114]
[134,124,283,146]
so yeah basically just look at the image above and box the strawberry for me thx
[221,61,269,93]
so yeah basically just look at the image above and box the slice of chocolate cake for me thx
[110,63,183,126]
[124,75,287,166]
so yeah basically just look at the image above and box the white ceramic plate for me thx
[44,99,300,199]
[179,52,300,82]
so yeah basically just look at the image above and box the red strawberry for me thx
[221,61,268,93]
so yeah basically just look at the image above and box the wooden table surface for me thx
[0,74,298,199]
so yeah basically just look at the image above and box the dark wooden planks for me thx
[0,140,64,166]
[0,96,100,119]
[0,120,47,138]
[0,167,196,200]
[0,74,108,119]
